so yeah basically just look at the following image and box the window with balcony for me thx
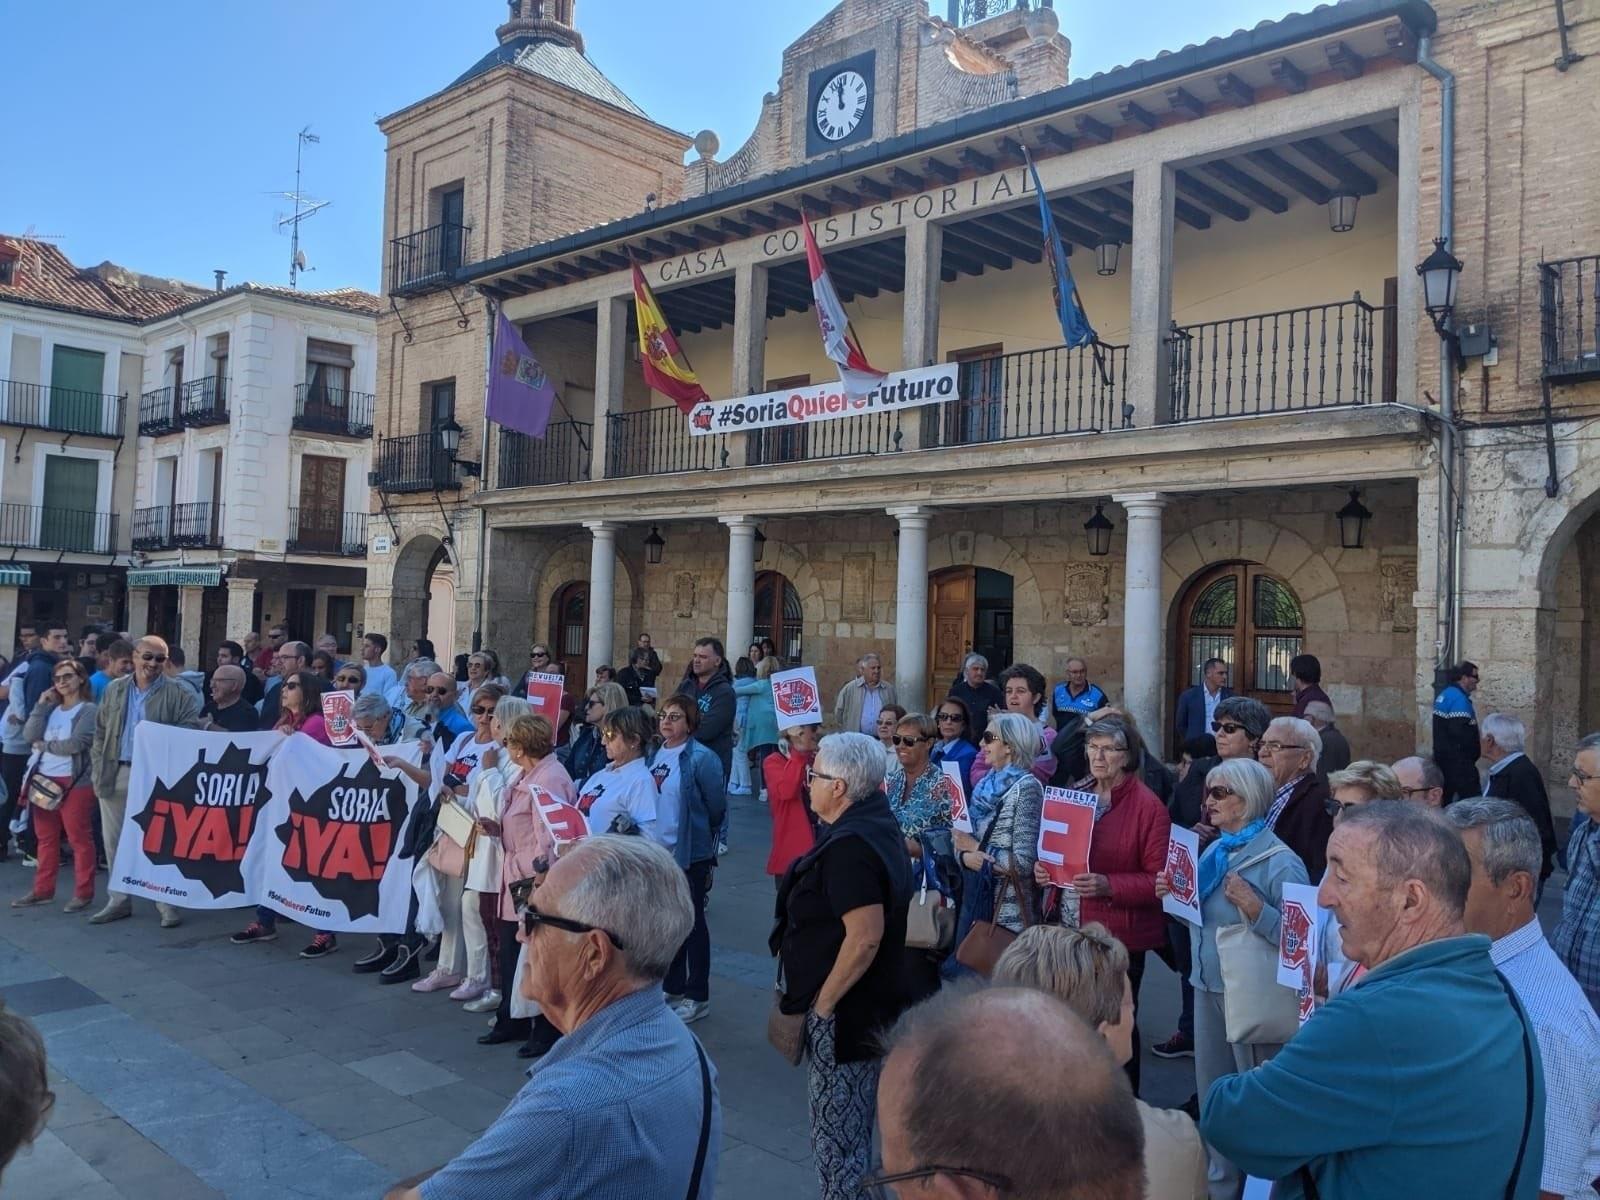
[39,452,103,553]
[296,339,371,437]
[390,184,470,293]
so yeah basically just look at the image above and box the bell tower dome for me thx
[497,0,582,53]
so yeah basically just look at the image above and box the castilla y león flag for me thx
[801,218,886,401]
[632,264,709,414]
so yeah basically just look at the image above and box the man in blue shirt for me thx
[1432,660,1481,804]
[360,633,398,699]
[386,835,720,1200]
[1050,657,1107,730]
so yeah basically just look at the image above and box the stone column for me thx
[224,575,257,642]
[722,516,759,659]
[590,295,629,480]
[1114,492,1168,739]
[1128,162,1176,429]
[898,221,944,453]
[585,521,618,672]
[0,587,18,652]
[177,586,205,666]
[126,586,150,638]
[889,505,933,713]
[728,263,769,470]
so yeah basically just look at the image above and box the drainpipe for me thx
[1417,35,1460,668]
[473,298,493,654]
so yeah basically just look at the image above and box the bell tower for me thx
[498,0,581,52]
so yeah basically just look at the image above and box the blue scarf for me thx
[1197,819,1266,903]
[970,763,1025,840]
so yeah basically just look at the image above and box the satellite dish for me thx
[293,248,308,271]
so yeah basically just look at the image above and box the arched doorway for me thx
[550,580,588,694]
[928,566,1013,698]
[1175,562,1304,718]
[753,570,803,665]
[389,533,454,662]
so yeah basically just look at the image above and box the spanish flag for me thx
[631,264,709,414]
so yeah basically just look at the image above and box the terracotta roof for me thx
[0,237,201,323]
[155,282,383,321]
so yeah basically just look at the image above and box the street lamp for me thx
[644,525,665,565]
[435,416,463,456]
[1327,193,1359,233]
[753,525,766,563]
[1416,236,1465,366]
[1084,503,1114,557]
[1095,241,1121,276]
[1336,487,1373,550]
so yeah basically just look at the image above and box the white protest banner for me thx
[942,761,972,834]
[770,667,822,727]
[321,690,356,745]
[687,363,960,437]
[113,726,423,932]
[1278,881,1323,1027]
[1037,787,1099,888]
[1161,825,1203,924]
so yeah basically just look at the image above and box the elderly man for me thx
[1303,700,1351,776]
[352,691,413,747]
[948,653,1004,747]
[389,660,440,729]
[1051,656,1108,731]
[1481,713,1558,887]
[385,836,720,1200]
[1258,715,1334,878]
[1175,657,1231,745]
[874,987,1145,1200]
[1392,754,1447,808]
[258,639,309,729]
[1448,798,1600,1199]
[1203,802,1545,1196]
[314,634,342,668]
[1553,733,1600,1014]
[833,652,898,738]
[88,636,204,927]
[1433,660,1482,804]
[203,665,256,733]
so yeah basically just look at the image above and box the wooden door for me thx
[927,566,976,702]
[550,581,588,697]
[285,589,316,644]
[326,595,355,654]
[297,455,346,551]
[1174,562,1305,721]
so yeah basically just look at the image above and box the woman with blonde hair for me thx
[557,680,626,784]
[994,923,1207,1199]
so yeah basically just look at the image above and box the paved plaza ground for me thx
[3,787,1424,1199]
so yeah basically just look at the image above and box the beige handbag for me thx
[424,801,479,879]
[1215,844,1300,1045]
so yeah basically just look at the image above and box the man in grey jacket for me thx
[89,636,204,927]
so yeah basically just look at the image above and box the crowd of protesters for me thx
[5,625,1598,1200]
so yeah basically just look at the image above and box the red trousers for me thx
[30,779,96,901]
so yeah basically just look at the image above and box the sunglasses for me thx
[52,673,79,683]
[1211,721,1246,735]
[519,904,625,949]
[891,735,930,747]
[283,681,301,691]
[1325,797,1364,817]
[426,687,453,696]
[530,652,550,659]
[471,706,495,716]
[979,731,998,744]
[335,675,361,686]
[937,711,965,723]
[139,653,167,664]
[1205,785,1238,801]
[658,711,687,722]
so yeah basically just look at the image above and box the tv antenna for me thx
[275,127,330,288]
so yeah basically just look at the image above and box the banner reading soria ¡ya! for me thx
[112,725,422,933]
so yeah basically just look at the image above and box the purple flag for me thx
[487,310,555,438]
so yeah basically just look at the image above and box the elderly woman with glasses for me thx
[460,652,496,713]
[574,706,660,841]
[331,661,366,695]
[1032,715,1171,1094]
[1257,715,1333,878]
[1156,756,1307,1196]
[558,680,626,784]
[952,713,1044,941]
[925,702,974,792]
[774,731,913,1200]
[884,713,957,857]
[12,658,97,912]
[650,693,728,1025]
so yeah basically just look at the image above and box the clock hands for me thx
[833,76,846,107]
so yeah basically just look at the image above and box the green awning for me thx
[0,565,29,587]
[126,566,223,588]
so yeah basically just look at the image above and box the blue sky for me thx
[1,1,1294,293]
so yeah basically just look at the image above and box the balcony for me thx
[173,501,223,548]
[138,387,180,436]
[293,383,375,438]
[179,376,228,427]
[373,432,463,493]
[131,506,171,551]
[1541,254,1600,383]
[922,342,1128,448]
[0,504,116,555]
[390,222,470,295]
[1168,295,1393,422]
[288,508,367,556]
[0,380,125,438]
[606,407,727,479]
[496,421,592,488]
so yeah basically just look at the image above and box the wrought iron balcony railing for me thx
[390,222,470,294]
[293,383,375,438]
[0,380,124,438]
[179,376,228,427]
[496,421,592,488]
[1540,254,1600,383]
[921,341,1128,449]
[606,407,727,479]
[132,506,171,551]
[288,508,367,556]
[373,432,463,493]
[138,386,181,436]
[0,504,116,555]
[173,501,222,548]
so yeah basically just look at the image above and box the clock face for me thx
[814,70,869,143]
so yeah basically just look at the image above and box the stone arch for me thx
[926,529,1045,627]
[527,532,643,660]
[1162,517,1349,640]
[750,537,825,630]
[387,529,454,659]
[1533,459,1600,606]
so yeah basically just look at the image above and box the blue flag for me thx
[1025,149,1096,349]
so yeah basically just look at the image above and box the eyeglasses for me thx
[1086,743,1125,758]
[139,653,167,664]
[283,681,301,691]
[335,676,362,686]
[807,767,839,786]
[979,731,998,744]
[1400,785,1436,800]
[52,673,78,683]
[860,1165,1013,1199]
[658,711,687,723]
[425,686,453,696]
[519,903,625,950]
[891,735,931,747]
[1572,766,1600,786]
[1204,786,1238,801]
[1258,741,1307,755]
[936,711,965,723]
[1324,797,1365,817]
[471,706,495,716]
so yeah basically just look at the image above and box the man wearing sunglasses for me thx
[385,836,720,1200]
[87,636,204,927]
[257,640,309,731]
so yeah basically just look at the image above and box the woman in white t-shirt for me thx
[576,706,658,842]
[12,659,97,911]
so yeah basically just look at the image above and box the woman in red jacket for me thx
[1033,715,1170,1095]
[763,724,819,885]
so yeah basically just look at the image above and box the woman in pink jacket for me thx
[475,713,575,1058]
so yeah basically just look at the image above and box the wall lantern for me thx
[644,525,665,565]
[1336,487,1373,550]
[1327,192,1359,233]
[1084,503,1115,557]
[753,525,767,563]
[1416,236,1466,367]
[1096,241,1121,276]
[435,416,463,456]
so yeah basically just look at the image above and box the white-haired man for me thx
[1450,798,1600,1200]
[385,836,720,1199]
[1481,713,1558,888]
[833,652,897,738]
[1258,715,1334,878]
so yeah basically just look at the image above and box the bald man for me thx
[1392,755,1446,809]
[88,636,204,926]
[204,665,256,733]
[876,988,1145,1200]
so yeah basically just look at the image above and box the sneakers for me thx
[449,978,488,1002]
[231,922,278,945]
[1151,1032,1195,1059]
[300,933,338,959]
[88,901,131,925]
[20,854,37,868]
[716,841,729,856]
[379,943,421,985]
[463,989,501,1013]
[671,998,710,1024]
[353,942,397,974]
[412,969,462,994]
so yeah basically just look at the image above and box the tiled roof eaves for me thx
[0,293,147,326]
[462,0,1437,283]
[143,283,381,324]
